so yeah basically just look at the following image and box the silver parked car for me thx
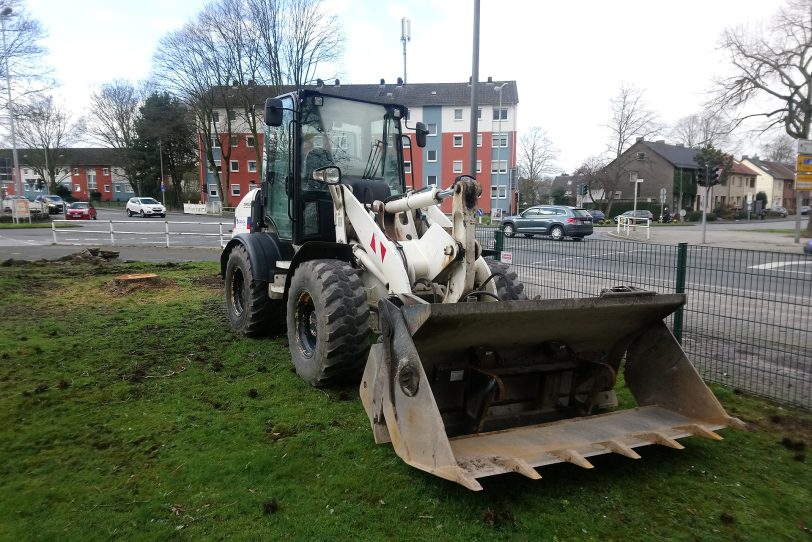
[126,197,166,218]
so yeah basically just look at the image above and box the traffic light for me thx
[697,168,707,186]
[710,168,722,186]
[577,183,587,196]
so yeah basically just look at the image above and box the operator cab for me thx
[262,91,424,246]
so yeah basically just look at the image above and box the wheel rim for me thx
[230,268,246,316]
[295,291,317,359]
[140,210,145,217]
[504,224,514,236]
[551,227,563,240]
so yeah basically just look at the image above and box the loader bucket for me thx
[360,290,743,491]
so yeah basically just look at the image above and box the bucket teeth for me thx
[599,439,642,460]
[636,432,685,450]
[677,424,723,441]
[551,449,595,469]
[492,457,542,480]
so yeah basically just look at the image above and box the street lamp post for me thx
[494,83,506,215]
[1,6,22,221]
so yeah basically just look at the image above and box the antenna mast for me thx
[401,17,411,84]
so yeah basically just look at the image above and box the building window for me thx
[248,160,257,173]
[208,184,219,197]
[427,175,437,186]
[404,161,412,173]
[104,185,111,193]
[491,160,507,174]
[115,185,121,192]
[427,123,437,136]
[230,135,238,147]
[103,168,109,175]
[453,160,463,173]
[453,108,463,120]
[490,185,507,199]
[453,134,463,147]
[74,184,80,192]
[212,111,220,123]
[492,133,508,147]
[477,108,482,120]
[214,160,222,172]
[402,136,411,148]
[427,150,437,162]
[246,136,255,147]
[228,110,237,121]
[73,168,79,175]
[23,168,29,175]
[211,136,221,148]
[476,160,482,173]
[231,184,240,196]
[230,160,239,172]
[493,107,507,120]
[87,171,97,190]
[248,182,258,191]
[477,134,483,147]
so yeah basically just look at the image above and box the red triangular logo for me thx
[370,235,376,253]
[380,242,387,261]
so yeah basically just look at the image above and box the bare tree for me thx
[84,80,143,191]
[15,95,80,191]
[573,155,612,209]
[714,0,812,230]
[517,127,557,206]
[760,132,796,163]
[0,0,51,110]
[670,112,734,148]
[282,0,343,88]
[604,84,662,158]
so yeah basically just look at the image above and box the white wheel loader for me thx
[222,90,742,490]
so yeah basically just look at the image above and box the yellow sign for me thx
[797,154,812,173]
[797,174,812,190]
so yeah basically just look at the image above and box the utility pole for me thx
[468,0,480,179]
[400,18,410,84]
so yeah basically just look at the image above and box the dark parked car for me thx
[501,205,593,241]
[66,201,97,220]
[587,209,606,222]
[613,210,655,224]
[36,194,67,214]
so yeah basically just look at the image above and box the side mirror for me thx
[414,122,429,148]
[312,166,341,185]
[264,97,283,127]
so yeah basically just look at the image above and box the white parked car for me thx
[126,197,166,218]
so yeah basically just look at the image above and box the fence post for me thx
[494,228,504,260]
[109,221,115,246]
[165,221,170,248]
[52,221,57,244]
[673,242,688,343]
[219,223,224,248]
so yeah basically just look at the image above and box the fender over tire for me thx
[287,259,370,386]
[225,244,284,336]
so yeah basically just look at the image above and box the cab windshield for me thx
[299,95,405,195]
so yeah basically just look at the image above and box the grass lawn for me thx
[0,258,810,541]
[741,228,812,238]
[0,221,78,229]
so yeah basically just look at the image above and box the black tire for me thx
[550,225,564,241]
[140,210,145,218]
[572,236,583,241]
[502,223,516,237]
[484,259,527,300]
[126,209,132,217]
[523,234,533,238]
[287,259,370,387]
[160,214,166,218]
[225,244,283,337]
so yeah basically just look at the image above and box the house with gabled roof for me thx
[740,156,796,211]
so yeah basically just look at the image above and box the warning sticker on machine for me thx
[500,251,513,264]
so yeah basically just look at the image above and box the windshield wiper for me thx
[362,139,384,179]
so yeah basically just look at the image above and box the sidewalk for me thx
[604,224,811,254]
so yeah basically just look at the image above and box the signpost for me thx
[795,139,812,243]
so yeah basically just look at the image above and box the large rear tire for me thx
[485,259,527,300]
[225,245,283,337]
[287,259,371,387]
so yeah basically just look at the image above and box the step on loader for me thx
[222,89,742,490]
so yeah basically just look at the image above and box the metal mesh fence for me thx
[476,226,812,409]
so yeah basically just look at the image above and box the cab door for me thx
[264,96,294,240]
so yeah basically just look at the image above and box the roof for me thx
[211,80,519,109]
[730,160,758,176]
[641,140,699,169]
[745,157,795,180]
[0,148,125,166]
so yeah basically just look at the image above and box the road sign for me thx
[500,251,513,265]
[659,187,667,203]
[796,154,812,173]
[798,139,812,154]
[797,175,812,190]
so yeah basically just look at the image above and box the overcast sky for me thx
[24,0,785,172]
